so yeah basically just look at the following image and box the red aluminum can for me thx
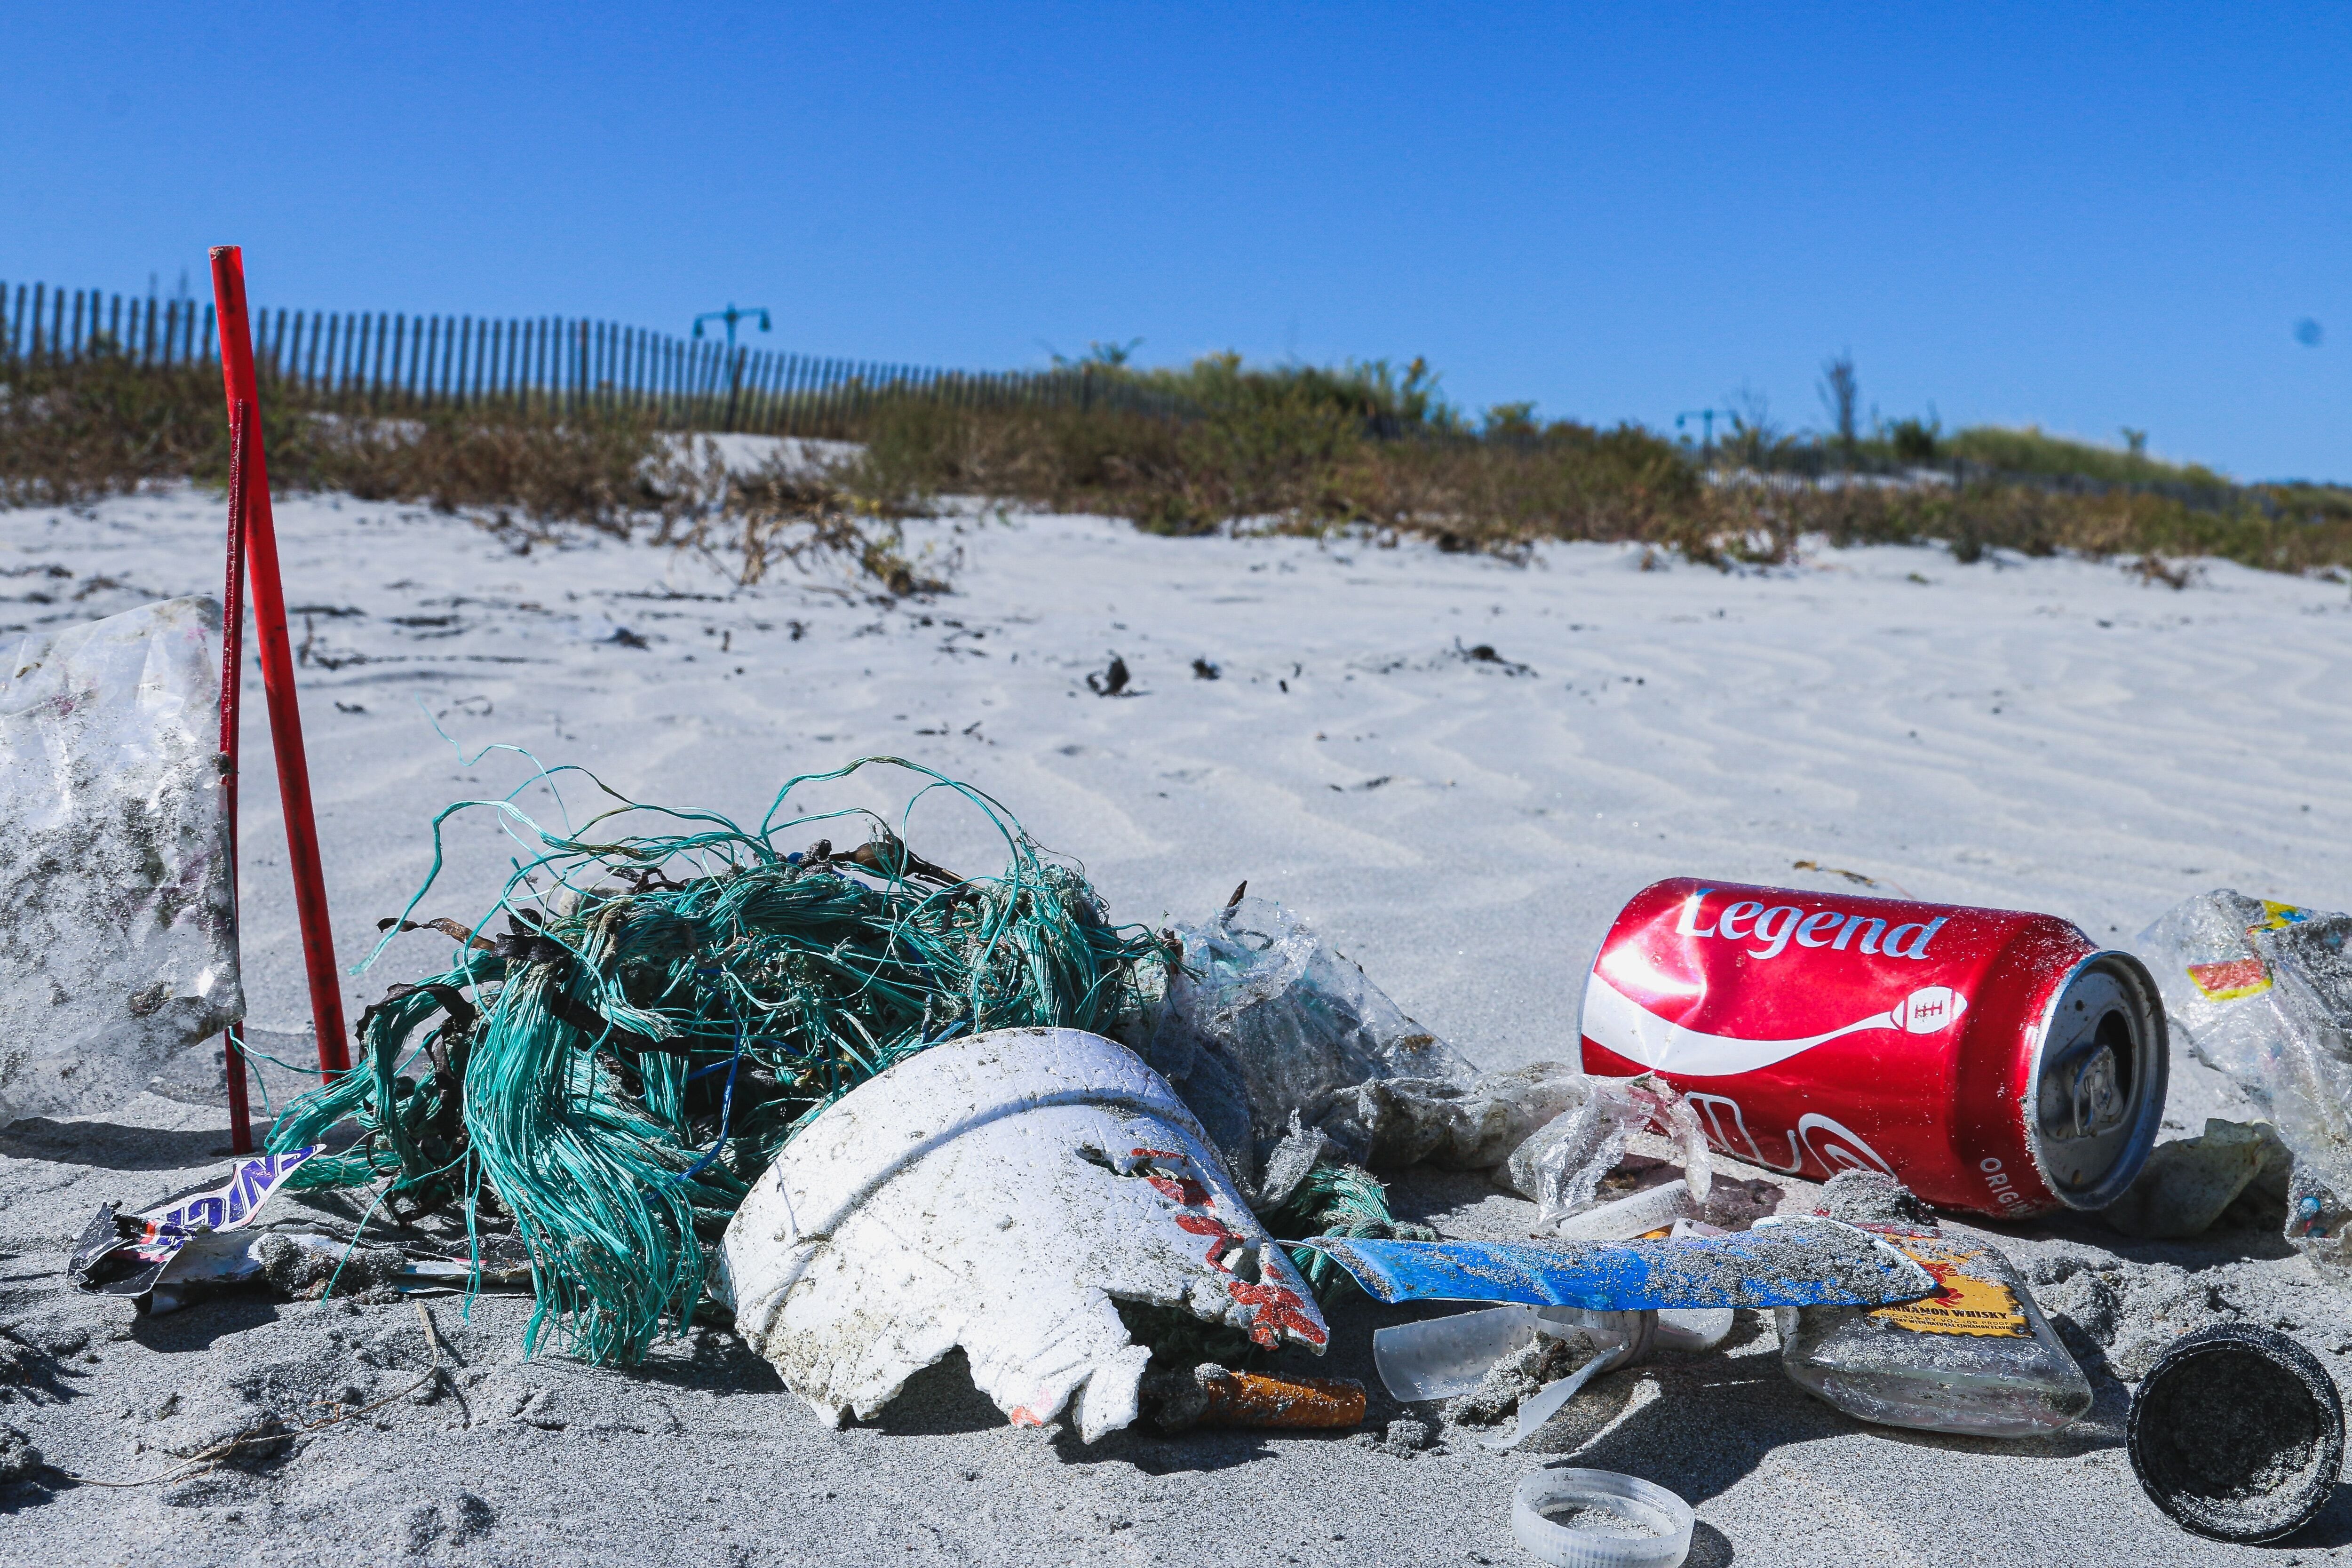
[1580,878,2169,1218]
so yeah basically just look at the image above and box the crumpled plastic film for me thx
[1140,897,1581,1189]
[1520,1073,1715,1233]
[1320,1061,1589,1172]
[2140,892,2321,1089]
[2139,891,2352,1277]
[0,597,241,1126]
[1140,896,1471,1178]
[716,1028,1328,1444]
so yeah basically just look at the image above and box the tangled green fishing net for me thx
[268,758,1165,1364]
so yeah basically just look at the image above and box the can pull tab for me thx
[2043,1042,2129,1140]
[2071,1045,2128,1137]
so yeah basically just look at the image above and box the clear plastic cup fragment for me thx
[1375,1305,1542,1401]
[1653,1307,1735,1353]
[1375,1305,1655,1410]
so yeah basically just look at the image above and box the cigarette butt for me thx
[1196,1369,1367,1429]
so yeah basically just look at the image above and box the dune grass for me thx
[848,360,2352,577]
[0,349,670,524]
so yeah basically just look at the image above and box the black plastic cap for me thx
[2127,1321,2345,1544]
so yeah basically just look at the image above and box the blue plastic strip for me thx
[1298,1230,1934,1311]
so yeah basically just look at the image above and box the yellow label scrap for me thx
[1867,1238,2033,1338]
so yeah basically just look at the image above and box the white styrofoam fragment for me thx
[719,1027,1329,1443]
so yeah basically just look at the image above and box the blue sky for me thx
[5,5,2344,478]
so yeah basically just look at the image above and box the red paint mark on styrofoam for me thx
[1174,1211,1248,1277]
[1227,1280,1328,1349]
[1131,1146,1324,1348]
[1145,1174,1212,1207]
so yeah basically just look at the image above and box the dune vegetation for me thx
[6,341,2347,581]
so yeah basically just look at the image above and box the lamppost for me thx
[1676,407,1730,460]
[694,304,772,349]
[694,305,772,430]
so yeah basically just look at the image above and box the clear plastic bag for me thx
[2137,891,2352,1279]
[2140,892,2322,1089]
[0,597,241,1126]
[1142,897,1580,1190]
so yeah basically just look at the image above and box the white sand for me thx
[4,488,2351,1565]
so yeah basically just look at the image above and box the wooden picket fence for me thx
[0,279,1187,438]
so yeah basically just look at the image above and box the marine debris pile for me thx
[37,732,2352,1552]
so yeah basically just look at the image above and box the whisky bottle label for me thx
[1868,1239,2033,1338]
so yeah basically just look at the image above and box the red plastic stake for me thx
[221,398,255,1153]
[209,247,351,1083]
